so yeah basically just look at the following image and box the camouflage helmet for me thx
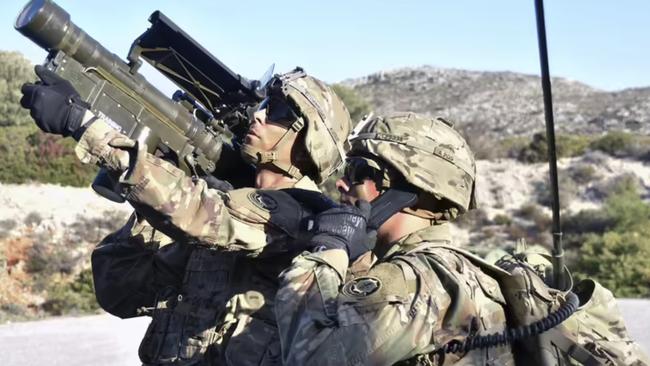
[349,112,477,213]
[242,68,352,184]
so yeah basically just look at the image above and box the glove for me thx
[309,200,376,261]
[20,65,90,139]
[201,175,234,192]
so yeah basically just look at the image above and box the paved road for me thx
[0,314,149,366]
[1,300,649,365]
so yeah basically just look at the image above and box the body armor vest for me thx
[138,188,332,365]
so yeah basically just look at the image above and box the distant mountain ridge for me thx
[342,66,650,139]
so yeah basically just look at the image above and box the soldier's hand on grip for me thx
[20,65,90,139]
[309,200,376,260]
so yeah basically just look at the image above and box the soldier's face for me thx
[244,108,292,151]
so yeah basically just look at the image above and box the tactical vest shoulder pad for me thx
[225,188,317,238]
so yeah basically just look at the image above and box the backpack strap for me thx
[543,328,608,366]
[405,242,512,279]
[402,242,588,362]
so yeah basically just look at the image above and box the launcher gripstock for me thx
[15,0,263,201]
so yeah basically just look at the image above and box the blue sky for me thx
[2,0,648,94]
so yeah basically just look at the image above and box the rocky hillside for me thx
[342,66,650,139]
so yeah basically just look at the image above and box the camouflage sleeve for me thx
[74,115,267,251]
[275,249,446,365]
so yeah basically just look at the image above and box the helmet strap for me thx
[240,118,305,180]
[367,188,419,230]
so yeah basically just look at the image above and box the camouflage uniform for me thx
[276,225,516,365]
[275,112,648,366]
[275,112,514,365]
[76,70,352,365]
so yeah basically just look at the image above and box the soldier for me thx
[275,112,649,365]
[20,66,351,365]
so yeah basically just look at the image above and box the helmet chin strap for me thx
[240,118,305,180]
[368,188,419,230]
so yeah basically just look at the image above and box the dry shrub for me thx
[517,203,551,230]
[0,219,16,240]
[23,211,42,226]
[0,235,41,321]
[505,223,528,241]
[568,164,598,185]
[455,208,490,229]
[4,236,34,269]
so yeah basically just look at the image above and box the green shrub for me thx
[603,175,650,232]
[504,223,529,242]
[573,230,650,297]
[535,172,579,211]
[590,131,635,156]
[509,203,552,246]
[331,84,372,123]
[517,132,548,163]
[462,128,517,160]
[568,164,598,185]
[0,124,97,186]
[499,136,529,159]
[492,214,511,226]
[568,178,650,297]
[589,131,650,159]
[563,209,613,235]
[42,269,100,316]
[515,132,594,163]
[517,203,552,232]
[0,51,34,126]
[23,211,42,226]
[556,134,592,158]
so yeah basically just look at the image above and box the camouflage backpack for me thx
[434,244,649,366]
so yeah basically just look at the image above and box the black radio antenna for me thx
[534,0,566,290]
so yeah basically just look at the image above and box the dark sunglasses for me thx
[257,96,298,126]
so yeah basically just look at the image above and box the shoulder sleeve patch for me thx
[342,276,382,298]
[249,191,279,211]
[339,262,414,307]
[225,189,310,239]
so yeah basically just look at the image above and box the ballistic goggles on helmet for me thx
[257,75,300,127]
[343,156,394,189]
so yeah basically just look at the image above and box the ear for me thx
[290,130,315,177]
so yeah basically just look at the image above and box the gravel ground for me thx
[0,300,648,365]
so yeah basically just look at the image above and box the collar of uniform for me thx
[292,175,320,192]
[400,223,451,245]
[380,223,452,258]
